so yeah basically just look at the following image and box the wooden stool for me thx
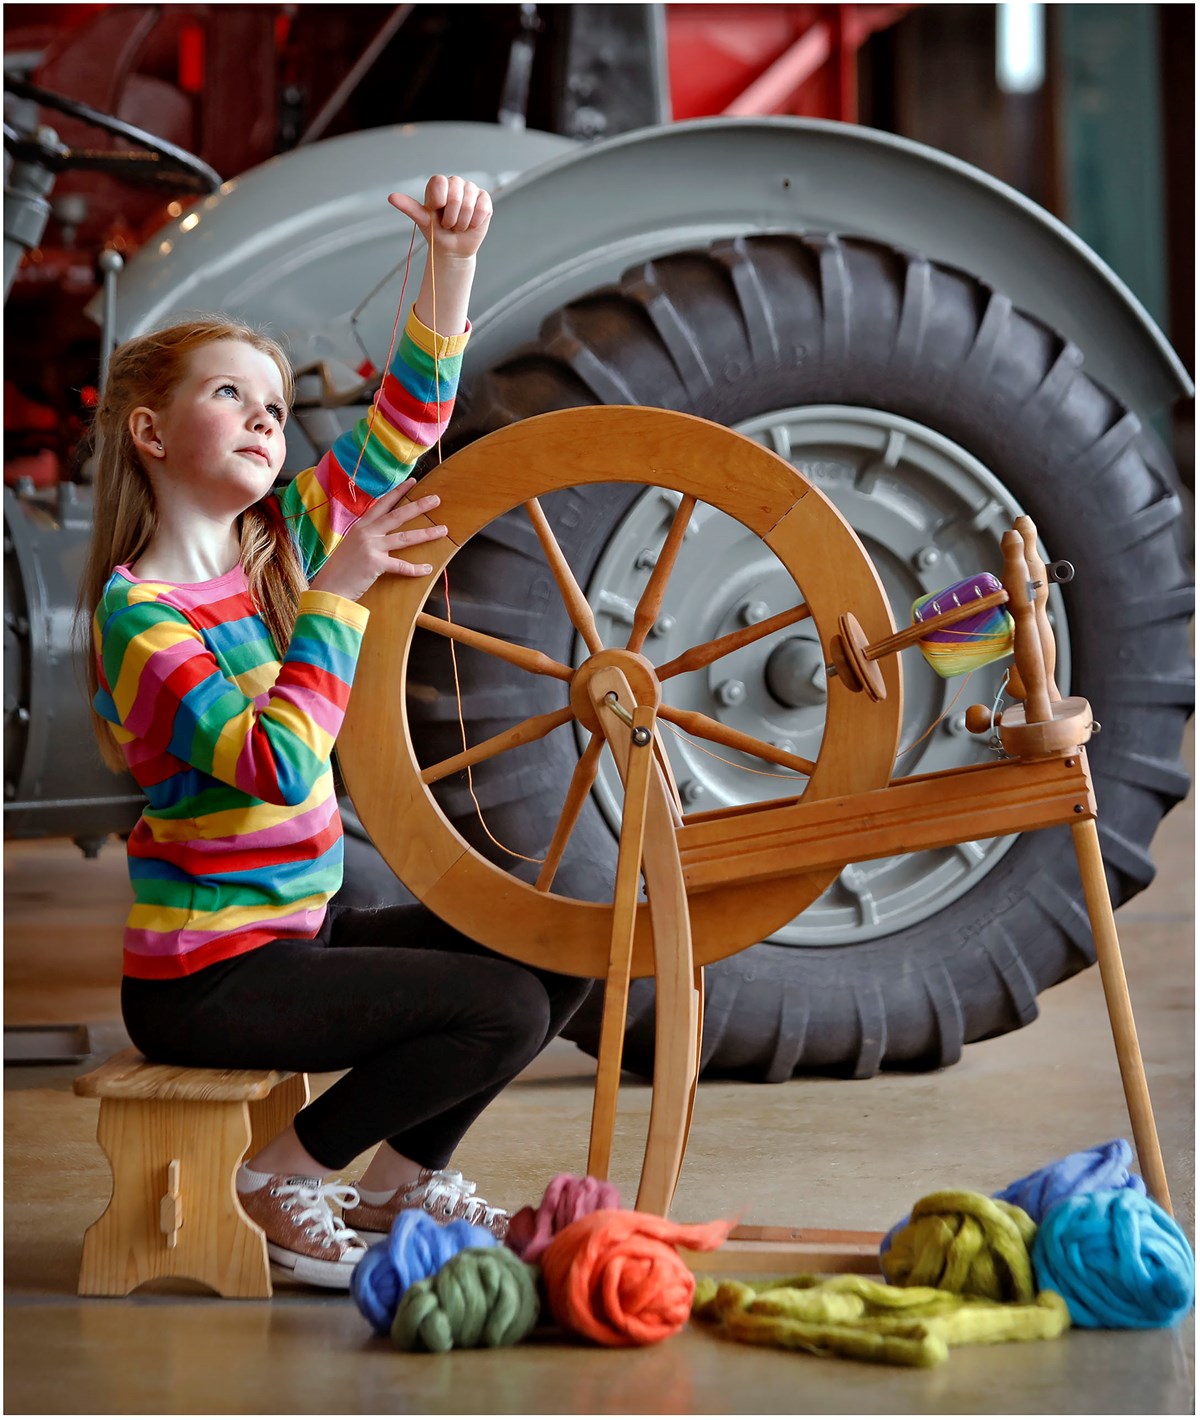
[73,1047,310,1298]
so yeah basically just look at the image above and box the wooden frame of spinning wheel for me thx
[338,406,1172,1275]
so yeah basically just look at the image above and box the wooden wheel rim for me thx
[339,406,903,980]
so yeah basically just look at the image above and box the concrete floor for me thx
[4,753,1194,1414]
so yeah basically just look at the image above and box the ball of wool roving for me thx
[881,1190,1037,1302]
[352,1209,497,1335]
[994,1139,1146,1224]
[390,1247,541,1352]
[507,1174,622,1263]
[1032,1188,1195,1329]
[539,1208,731,1346]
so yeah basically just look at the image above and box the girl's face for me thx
[143,339,289,511]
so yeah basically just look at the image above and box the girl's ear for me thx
[129,406,166,461]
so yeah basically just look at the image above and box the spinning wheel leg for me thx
[587,701,656,1181]
[672,965,705,1200]
[1072,816,1172,1212]
[592,669,699,1216]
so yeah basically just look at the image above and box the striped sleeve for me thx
[278,306,469,579]
[95,585,368,807]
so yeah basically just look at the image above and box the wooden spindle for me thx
[1014,515,1061,702]
[1000,531,1053,725]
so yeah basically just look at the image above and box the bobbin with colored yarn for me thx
[911,573,1014,679]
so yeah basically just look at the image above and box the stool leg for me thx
[79,1098,272,1299]
[247,1074,311,1161]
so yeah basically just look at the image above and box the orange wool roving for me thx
[540,1208,732,1346]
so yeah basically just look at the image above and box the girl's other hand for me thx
[309,481,447,602]
[387,175,492,261]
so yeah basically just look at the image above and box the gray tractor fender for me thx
[98,117,1192,432]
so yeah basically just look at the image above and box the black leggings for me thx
[121,902,592,1171]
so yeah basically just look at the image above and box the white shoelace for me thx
[274,1177,364,1249]
[410,1169,508,1232]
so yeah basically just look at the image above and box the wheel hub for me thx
[569,647,661,733]
[765,637,828,709]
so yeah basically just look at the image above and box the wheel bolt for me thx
[914,545,941,570]
[769,737,796,755]
[944,712,969,736]
[679,778,705,805]
[652,614,675,638]
[740,600,771,625]
[716,679,746,706]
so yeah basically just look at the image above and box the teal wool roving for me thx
[391,1247,541,1352]
[351,1209,497,1335]
[1032,1189,1195,1329]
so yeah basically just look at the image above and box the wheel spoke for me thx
[421,706,575,785]
[655,602,812,681]
[524,499,605,655]
[658,703,816,777]
[417,612,574,681]
[535,732,605,891]
[627,494,696,653]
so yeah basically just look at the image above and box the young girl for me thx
[80,175,591,1290]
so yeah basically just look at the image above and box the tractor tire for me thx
[393,233,1193,1081]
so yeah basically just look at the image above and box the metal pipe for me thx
[298,6,414,146]
[97,248,124,393]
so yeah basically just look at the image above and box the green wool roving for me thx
[881,1190,1038,1301]
[390,1247,541,1352]
[692,1273,1070,1368]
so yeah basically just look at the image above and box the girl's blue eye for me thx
[214,384,285,424]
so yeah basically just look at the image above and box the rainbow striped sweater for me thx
[93,309,467,980]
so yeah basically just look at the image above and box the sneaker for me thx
[238,1174,366,1289]
[344,1168,510,1244]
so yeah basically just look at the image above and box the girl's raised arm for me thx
[278,176,490,584]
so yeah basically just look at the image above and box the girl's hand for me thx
[309,481,446,602]
[387,174,492,262]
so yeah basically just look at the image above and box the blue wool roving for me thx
[994,1139,1145,1224]
[351,1209,498,1335]
[1032,1189,1195,1329]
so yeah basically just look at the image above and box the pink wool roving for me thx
[507,1174,622,1262]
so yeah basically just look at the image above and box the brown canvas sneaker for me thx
[344,1168,509,1245]
[238,1175,366,1289]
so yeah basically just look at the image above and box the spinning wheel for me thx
[342,406,902,974]
[339,405,1171,1240]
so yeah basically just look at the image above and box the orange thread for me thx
[347,223,416,495]
[426,217,545,866]
[659,720,809,780]
[283,223,417,525]
[893,669,976,760]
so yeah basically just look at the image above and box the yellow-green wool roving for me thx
[881,1190,1038,1301]
[692,1274,1070,1368]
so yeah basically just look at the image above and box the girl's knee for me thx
[472,958,552,1052]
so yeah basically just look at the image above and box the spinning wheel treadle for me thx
[339,406,1172,1243]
